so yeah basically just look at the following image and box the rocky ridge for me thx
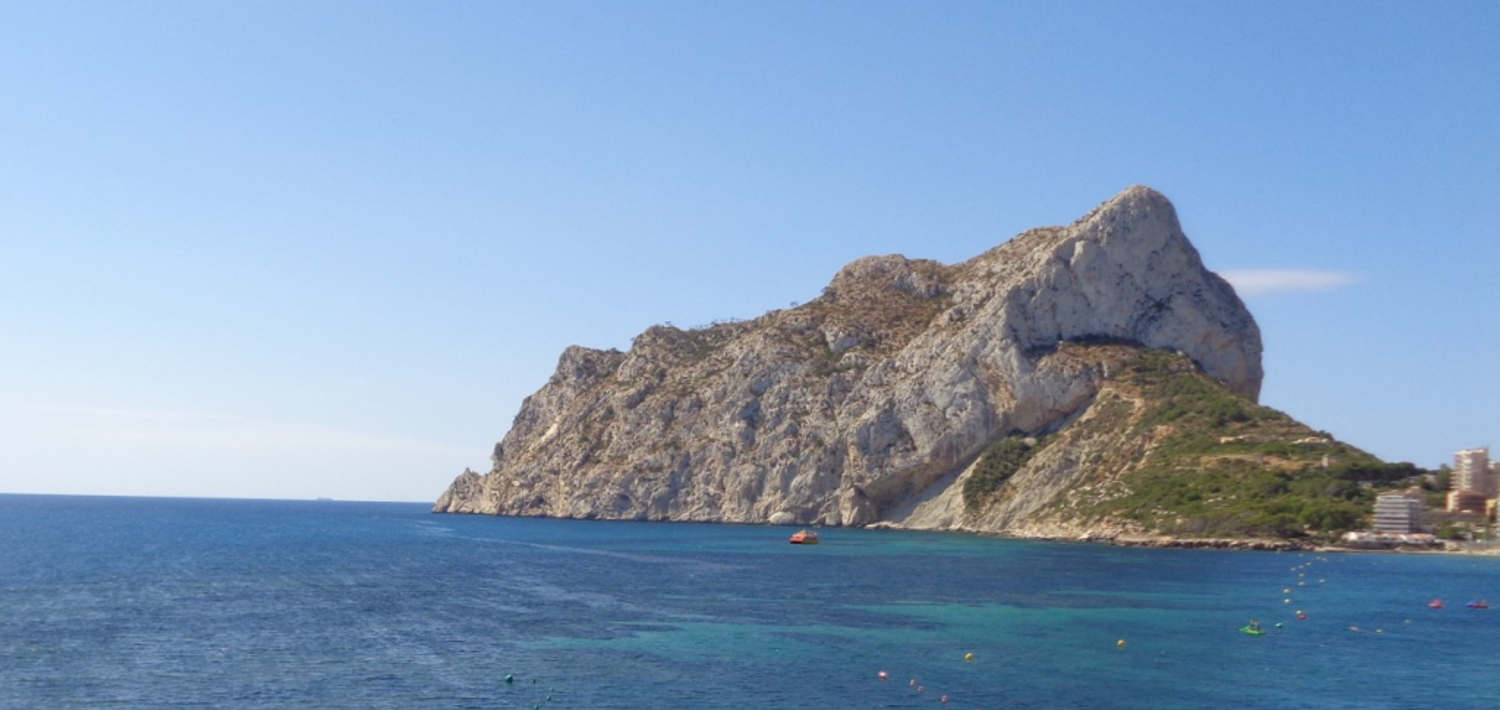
[435,186,1270,539]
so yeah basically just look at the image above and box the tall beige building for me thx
[1453,447,1495,498]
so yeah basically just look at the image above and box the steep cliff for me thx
[435,186,1273,537]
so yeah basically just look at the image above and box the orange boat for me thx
[1429,599,1444,609]
[789,530,819,545]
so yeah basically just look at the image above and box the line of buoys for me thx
[878,654,977,706]
[1250,555,1331,636]
[502,673,559,706]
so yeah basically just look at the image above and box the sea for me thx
[1,495,1497,709]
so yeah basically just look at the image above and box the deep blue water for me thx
[2,495,1497,709]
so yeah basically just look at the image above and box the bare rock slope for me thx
[435,186,1265,535]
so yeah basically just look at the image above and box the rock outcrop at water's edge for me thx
[434,186,1272,540]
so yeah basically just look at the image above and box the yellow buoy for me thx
[964,652,974,662]
[1116,639,1126,648]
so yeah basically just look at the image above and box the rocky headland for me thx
[436,186,1394,545]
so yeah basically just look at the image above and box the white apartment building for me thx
[1373,491,1424,534]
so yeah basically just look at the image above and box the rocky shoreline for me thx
[1105,535,1307,551]
[1042,533,1500,555]
[874,525,1500,555]
[867,521,1314,551]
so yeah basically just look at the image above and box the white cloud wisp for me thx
[1219,269,1358,296]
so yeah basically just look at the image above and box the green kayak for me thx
[1239,626,1266,636]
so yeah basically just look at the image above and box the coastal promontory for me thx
[436,186,1396,542]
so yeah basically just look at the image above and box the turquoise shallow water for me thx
[1,494,1497,709]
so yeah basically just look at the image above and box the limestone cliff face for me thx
[434,186,1264,533]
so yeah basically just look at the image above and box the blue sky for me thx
[2,1,1496,502]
